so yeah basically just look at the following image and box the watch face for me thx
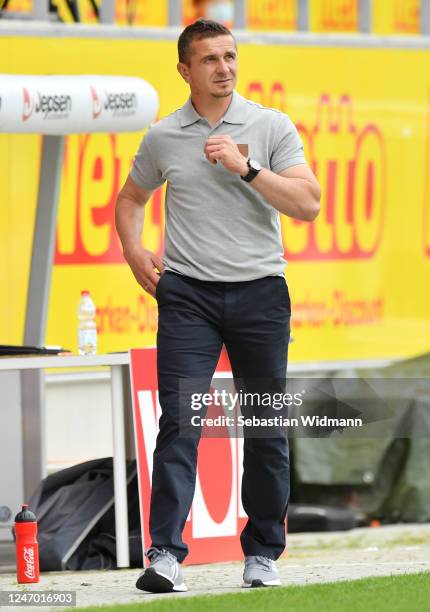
[249,159,262,172]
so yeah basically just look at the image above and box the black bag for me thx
[287,503,359,532]
[26,457,143,571]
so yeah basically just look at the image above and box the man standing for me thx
[115,19,320,593]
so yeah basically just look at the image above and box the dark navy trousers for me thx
[150,271,291,562]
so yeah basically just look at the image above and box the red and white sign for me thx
[129,347,252,565]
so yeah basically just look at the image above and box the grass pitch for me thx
[78,571,430,612]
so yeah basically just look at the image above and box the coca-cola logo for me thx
[90,86,137,119]
[23,546,35,579]
[22,88,72,121]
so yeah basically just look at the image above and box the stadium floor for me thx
[1,524,429,610]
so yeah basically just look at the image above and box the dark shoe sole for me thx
[242,579,281,588]
[136,568,175,593]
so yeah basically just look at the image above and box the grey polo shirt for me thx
[130,90,307,282]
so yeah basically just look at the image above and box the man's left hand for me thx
[204,136,248,176]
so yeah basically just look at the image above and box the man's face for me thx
[178,35,238,98]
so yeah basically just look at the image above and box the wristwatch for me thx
[240,158,262,183]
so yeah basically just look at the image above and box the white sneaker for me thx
[242,555,281,588]
[136,547,187,593]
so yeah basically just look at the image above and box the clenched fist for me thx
[204,135,249,176]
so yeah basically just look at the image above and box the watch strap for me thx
[241,158,261,183]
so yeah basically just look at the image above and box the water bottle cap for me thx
[14,504,37,523]
[81,290,90,296]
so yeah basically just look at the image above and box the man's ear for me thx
[177,62,191,83]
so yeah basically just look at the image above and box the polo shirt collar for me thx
[178,90,247,127]
[178,96,201,127]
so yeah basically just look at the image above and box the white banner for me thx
[0,75,158,134]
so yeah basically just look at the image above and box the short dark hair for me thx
[178,19,235,65]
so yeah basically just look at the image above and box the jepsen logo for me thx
[22,87,72,121]
[23,546,36,580]
[90,86,102,119]
[90,85,138,119]
[22,87,33,121]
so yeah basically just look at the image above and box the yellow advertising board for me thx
[109,0,167,27]
[3,0,167,25]
[2,0,31,14]
[247,0,296,31]
[180,0,233,27]
[182,0,199,25]
[372,0,420,35]
[1,34,430,362]
[310,0,359,33]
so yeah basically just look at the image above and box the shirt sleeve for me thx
[270,114,307,174]
[130,127,165,191]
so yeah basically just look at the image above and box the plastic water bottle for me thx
[78,290,97,355]
[14,504,39,584]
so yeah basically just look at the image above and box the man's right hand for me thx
[115,175,164,298]
[123,244,164,298]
